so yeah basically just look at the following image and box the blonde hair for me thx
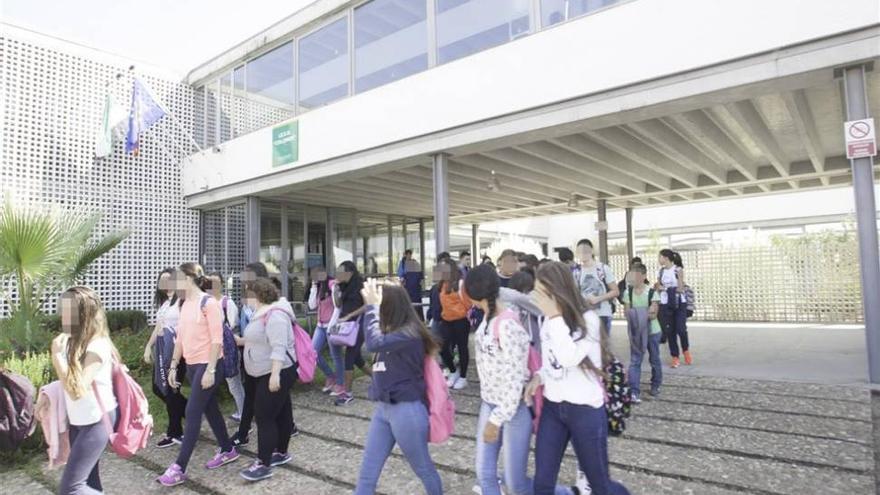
[62,286,113,400]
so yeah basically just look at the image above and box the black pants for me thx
[176,362,232,471]
[254,366,296,465]
[344,320,366,371]
[152,361,187,438]
[439,318,470,378]
[238,368,297,439]
[659,304,689,357]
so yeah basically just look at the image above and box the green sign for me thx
[272,121,299,167]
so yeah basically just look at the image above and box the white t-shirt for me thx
[538,310,604,408]
[219,296,239,334]
[156,299,180,333]
[62,336,117,426]
[659,266,680,305]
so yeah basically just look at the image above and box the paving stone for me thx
[652,374,869,403]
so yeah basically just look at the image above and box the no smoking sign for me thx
[845,118,876,159]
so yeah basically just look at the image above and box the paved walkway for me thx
[11,321,877,495]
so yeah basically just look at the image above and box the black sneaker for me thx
[240,461,273,482]
[334,392,354,406]
[290,424,299,437]
[156,435,181,448]
[649,387,660,398]
[230,432,249,447]
[270,452,292,467]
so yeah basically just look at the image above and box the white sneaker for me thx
[453,377,468,390]
[446,371,460,388]
[576,470,592,495]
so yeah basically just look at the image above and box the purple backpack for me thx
[0,370,36,452]
[217,296,240,378]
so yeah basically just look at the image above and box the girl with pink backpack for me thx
[45,287,120,494]
[307,266,341,394]
[354,280,443,495]
[466,265,575,495]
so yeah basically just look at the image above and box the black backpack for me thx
[0,370,36,452]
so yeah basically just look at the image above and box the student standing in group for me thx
[574,239,619,337]
[497,249,519,288]
[159,263,238,487]
[656,249,691,368]
[459,250,472,279]
[525,262,630,495]
[308,266,341,395]
[230,263,268,447]
[397,249,414,279]
[438,258,472,390]
[354,281,443,495]
[143,268,187,448]
[466,265,575,495]
[50,287,119,495]
[206,272,244,423]
[334,260,372,406]
[623,263,662,402]
[616,257,643,306]
[239,278,297,482]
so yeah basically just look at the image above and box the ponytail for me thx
[177,262,208,305]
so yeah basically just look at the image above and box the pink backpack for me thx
[93,360,153,458]
[423,355,455,443]
[262,308,318,383]
[492,308,543,433]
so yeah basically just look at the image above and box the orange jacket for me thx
[439,281,471,321]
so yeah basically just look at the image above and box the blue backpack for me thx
[216,296,240,378]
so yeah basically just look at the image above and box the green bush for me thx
[0,314,54,361]
[38,309,148,335]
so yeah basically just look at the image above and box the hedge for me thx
[39,310,148,334]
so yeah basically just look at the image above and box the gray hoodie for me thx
[242,299,296,377]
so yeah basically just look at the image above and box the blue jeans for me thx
[629,332,662,397]
[312,325,338,379]
[659,305,689,357]
[355,401,442,495]
[600,316,612,337]
[534,401,630,495]
[476,401,572,495]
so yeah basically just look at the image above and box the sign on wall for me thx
[844,118,876,160]
[272,121,299,167]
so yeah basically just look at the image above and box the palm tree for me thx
[0,198,129,351]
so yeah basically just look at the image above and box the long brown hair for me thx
[535,261,612,377]
[378,283,439,355]
[61,287,114,400]
[177,262,210,306]
[440,258,460,294]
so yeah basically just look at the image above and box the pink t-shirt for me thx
[178,294,224,365]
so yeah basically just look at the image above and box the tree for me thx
[0,198,129,351]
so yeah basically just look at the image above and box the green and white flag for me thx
[95,93,128,158]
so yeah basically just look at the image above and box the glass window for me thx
[333,209,356,265]
[286,205,306,303]
[354,0,427,94]
[232,66,245,138]
[298,18,350,110]
[242,42,295,135]
[359,214,390,277]
[219,72,232,143]
[436,0,530,65]
[541,0,618,27]
[206,81,218,146]
[260,204,283,277]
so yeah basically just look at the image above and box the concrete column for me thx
[387,215,394,275]
[245,196,260,263]
[625,207,635,262]
[597,199,609,264]
[433,153,450,256]
[842,64,880,491]
[419,219,426,271]
[280,207,289,298]
[471,224,480,267]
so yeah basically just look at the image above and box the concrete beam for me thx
[783,89,829,186]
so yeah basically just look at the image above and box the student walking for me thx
[159,263,238,487]
[574,239,619,337]
[466,265,574,495]
[334,261,372,406]
[206,272,245,422]
[497,249,519,288]
[623,263,662,402]
[438,258,472,390]
[354,281,443,495]
[308,266,342,394]
[143,268,187,448]
[656,249,691,368]
[239,278,297,482]
[50,287,119,495]
[525,262,630,495]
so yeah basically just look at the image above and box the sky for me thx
[1,0,314,76]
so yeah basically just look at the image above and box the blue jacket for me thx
[425,284,441,322]
[364,305,426,404]
[402,271,424,303]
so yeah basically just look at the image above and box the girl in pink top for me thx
[158,263,239,487]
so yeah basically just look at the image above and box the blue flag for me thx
[125,77,166,154]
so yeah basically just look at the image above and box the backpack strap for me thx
[220,296,230,329]
[490,308,520,349]
[627,286,633,307]
[261,308,297,364]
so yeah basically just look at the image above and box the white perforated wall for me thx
[0,25,200,318]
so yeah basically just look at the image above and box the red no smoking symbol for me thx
[849,121,871,139]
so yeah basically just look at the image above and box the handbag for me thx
[328,319,360,347]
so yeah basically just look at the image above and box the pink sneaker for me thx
[329,384,346,397]
[205,448,239,470]
[158,463,187,486]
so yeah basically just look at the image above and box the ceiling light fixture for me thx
[567,193,580,208]
[487,170,501,192]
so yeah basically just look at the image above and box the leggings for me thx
[176,361,233,471]
[439,318,470,379]
[152,361,187,438]
[659,304,689,357]
[238,369,297,439]
[254,366,296,465]
[59,408,117,495]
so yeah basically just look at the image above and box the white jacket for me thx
[538,310,604,408]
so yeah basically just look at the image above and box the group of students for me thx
[34,240,690,495]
